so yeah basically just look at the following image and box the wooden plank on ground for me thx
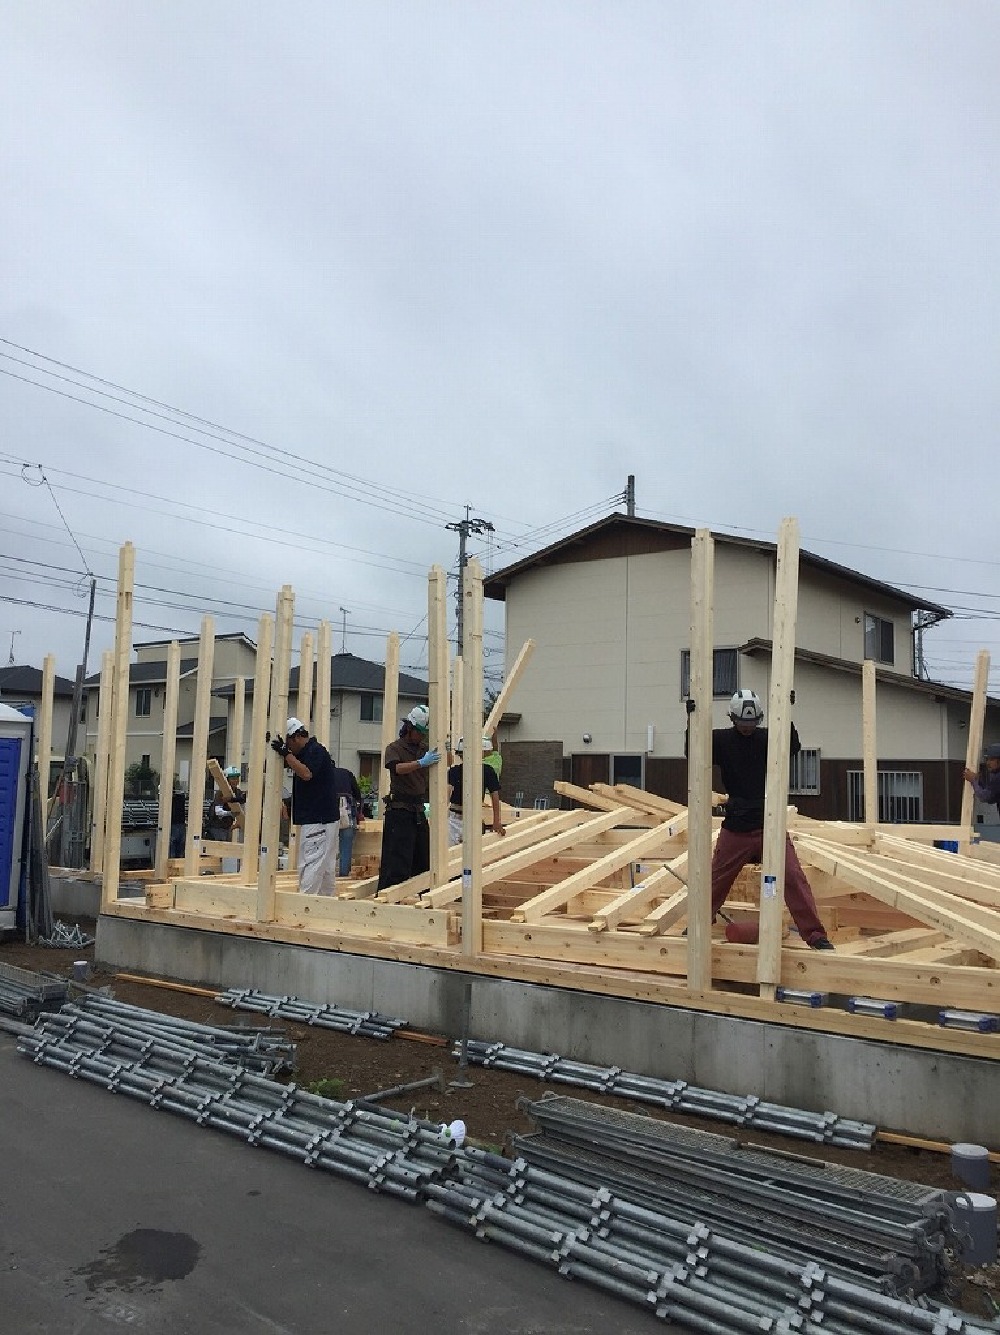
[589,858,686,933]
[794,833,1000,964]
[510,819,679,924]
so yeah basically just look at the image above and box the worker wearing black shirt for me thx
[692,689,832,950]
[271,716,338,895]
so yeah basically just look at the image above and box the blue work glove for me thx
[418,749,441,768]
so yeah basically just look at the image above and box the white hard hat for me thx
[728,690,763,725]
[406,704,430,733]
[285,716,306,736]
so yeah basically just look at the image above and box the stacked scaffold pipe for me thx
[514,1095,954,1297]
[453,1039,876,1148]
[42,996,297,1077]
[0,961,68,1020]
[216,987,405,1041]
[17,1007,464,1200]
[429,1147,996,1334]
[16,1011,995,1332]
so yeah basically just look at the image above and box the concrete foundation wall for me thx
[96,914,999,1145]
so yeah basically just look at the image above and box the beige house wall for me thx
[500,544,969,765]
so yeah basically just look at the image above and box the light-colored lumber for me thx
[378,631,400,808]
[89,648,114,874]
[154,641,181,880]
[590,856,688,933]
[862,658,877,827]
[960,649,991,853]
[835,928,949,958]
[461,556,485,956]
[596,783,686,818]
[37,653,55,814]
[314,621,332,750]
[102,542,135,910]
[482,638,535,736]
[427,565,450,889]
[794,832,1000,964]
[450,654,463,752]
[183,617,216,879]
[296,631,314,732]
[511,819,687,924]
[757,516,799,991]
[686,526,714,992]
[240,612,273,885]
[229,676,245,771]
[257,586,294,922]
[207,757,244,832]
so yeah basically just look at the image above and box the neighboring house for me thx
[213,652,429,787]
[80,633,259,785]
[484,514,998,825]
[0,664,76,757]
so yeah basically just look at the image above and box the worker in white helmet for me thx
[446,736,505,846]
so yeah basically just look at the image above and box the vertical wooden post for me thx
[229,677,245,772]
[37,653,55,813]
[183,617,216,878]
[378,632,400,809]
[961,649,991,852]
[241,613,273,885]
[101,542,135,910]
[315,621,332,752]
[296,631,314,731]
[450,656,463,752]
[686,529,715,992]
[757,518,800,993]
[154,641,181,881]
[89,649,114,874]
[288,630,314,869]
[461,558,485,957]
[427,566,450,888]
[862,659,877,828]
[257,586,294,922]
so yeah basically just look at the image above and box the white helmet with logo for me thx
[406,704,430,734]
[729,689,764,725]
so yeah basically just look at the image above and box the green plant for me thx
[305,1076,347,1101]
[124,759,159,798]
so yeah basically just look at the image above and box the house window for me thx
[359,693,383,723]
[789,748,820,796]
[135,687,152,717]
[847,770,922,823]
[358,752,381,784]
[680,648,738,699]
[612,754,644,789]
[863,613,894,665]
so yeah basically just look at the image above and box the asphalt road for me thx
[0,1032,664,1334]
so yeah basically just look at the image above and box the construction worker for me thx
[271,717,338,895]
[447,736,505,846]
[206,766,244,841]
[963,742,1000,818]
[689,689,833,950]
[377,704,439,891]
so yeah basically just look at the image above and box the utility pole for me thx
[8,629,21,666]
[339,606,349,654]
[626,474,636,517]
[446,508,494,648]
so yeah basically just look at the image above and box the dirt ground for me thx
[4,919,1000,1320]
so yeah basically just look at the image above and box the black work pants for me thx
[377,806,430,890]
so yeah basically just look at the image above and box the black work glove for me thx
[270,737,288,758]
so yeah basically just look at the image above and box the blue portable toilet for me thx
[0,702,33,934]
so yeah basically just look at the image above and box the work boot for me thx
[808,935,835,950]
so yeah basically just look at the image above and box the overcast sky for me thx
[2,2,998,698]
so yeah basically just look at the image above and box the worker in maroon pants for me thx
[689,689,833,950]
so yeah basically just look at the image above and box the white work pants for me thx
[298,821,339,896]
[447,812,463,846]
